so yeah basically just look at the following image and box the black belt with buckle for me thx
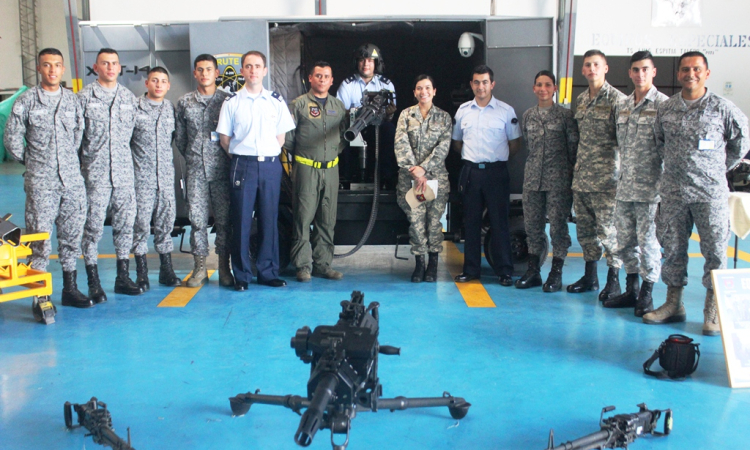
[463,160,506,169]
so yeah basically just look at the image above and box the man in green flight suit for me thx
[285,61,349,282]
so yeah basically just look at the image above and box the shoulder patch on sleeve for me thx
[271,91,283,101]
[511,118,518,124]
[378,75,391,85]
[344,75,356,83]
[11,100,24,115]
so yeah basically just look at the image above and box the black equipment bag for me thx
[644,334,700,380]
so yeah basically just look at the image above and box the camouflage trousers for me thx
[612,201,661,282]
[396,170,450,255]
[522,189,573,260]
[82,185,136,264]
[187,174,230,256]
[658,199,729,289]
[573,190,620,267]
[132,186,176,256]
[291,164,338,272]
[24,185,86,272]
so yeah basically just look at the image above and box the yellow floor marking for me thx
[689,233,750,262]
[442,242,496,308]
[157,270,216,308]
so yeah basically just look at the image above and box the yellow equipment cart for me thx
[0,214,56,324]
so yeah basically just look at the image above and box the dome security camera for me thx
[458,32,485,58]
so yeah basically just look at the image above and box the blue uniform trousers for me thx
[229,155,282,283]
[459,161,513,277]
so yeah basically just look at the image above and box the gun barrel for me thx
[548,430,611,450]
[294,373,339,447]
[344,108,376,142]
[96,426,135,450]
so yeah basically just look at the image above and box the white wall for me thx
[575,0,750,113]
[88,1,314,21]
[0,0,81,90]
[86,0,556,21]
[0,0,22,89]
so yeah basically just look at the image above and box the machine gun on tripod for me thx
[545,403,672,450]
[64,397,135,450]
[230,290,470,450]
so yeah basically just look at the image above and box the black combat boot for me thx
[603,273,639,308]
[634,280,654,317]
[218,252,235,287]
[61,270,94,308]
[114,259,144,296]
[566,260,599,293]
[411,255,425,283]
[515,254,543,289]
[134,254,150,292]
[543,257,564,293]
[158,253,182,287]
[424,252,439,282]
[85,264,108,304]
[598,267,621,301]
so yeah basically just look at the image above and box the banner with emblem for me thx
[214,53,245,93]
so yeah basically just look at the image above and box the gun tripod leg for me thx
[229,390,309,417]
[372,392,471,419]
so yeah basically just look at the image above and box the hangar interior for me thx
[2,5,750,450]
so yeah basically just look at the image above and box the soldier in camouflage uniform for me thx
[568,50,627,300]
[3,48,93,309]
[175,54,233,288]
[78,48,143,301]
[515,70,578,292]
[284,62,348,282]
[603,51,668,316]
[130,67,181,291]
[394,75,452,283]
[643,52,749,336]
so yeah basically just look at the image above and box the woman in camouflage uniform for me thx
[394,75,452,282]
[515,70,579,292]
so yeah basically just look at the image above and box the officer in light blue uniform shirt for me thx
[217,50,295,290]
[452,64,522,286]
[336,43,399,186]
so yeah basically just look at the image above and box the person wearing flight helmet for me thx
[337,43,398,188]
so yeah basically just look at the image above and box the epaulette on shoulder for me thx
[225,92,237,101]
[378,75,391,85]
[344,74,356,83]
[271,91,282,102]
[458,101,471,110]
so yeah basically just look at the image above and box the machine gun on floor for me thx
[545,403,672,450]
[230,290,470,450]
[64,397,135,450]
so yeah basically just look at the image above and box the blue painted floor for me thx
[1,160,750,450]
